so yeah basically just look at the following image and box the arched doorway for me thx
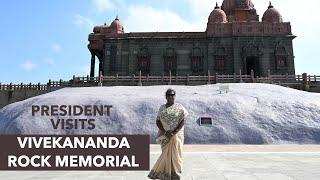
[242,42,263,77]
[246,56,260,77]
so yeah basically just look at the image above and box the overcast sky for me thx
[0,0,319,84]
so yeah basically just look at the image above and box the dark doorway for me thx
[246,57,260,77]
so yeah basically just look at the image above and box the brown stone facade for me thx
[88,0,296,77]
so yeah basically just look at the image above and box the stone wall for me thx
[101,35,295,77]
[0,90,48,109]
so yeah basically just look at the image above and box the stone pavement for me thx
[0,145,319,180]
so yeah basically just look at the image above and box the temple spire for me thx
[215,2,219,9]
[268,1,274,8]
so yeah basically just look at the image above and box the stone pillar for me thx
[168,70,172,85]
[302,73,309,91]
[215,73,219,84]
[99,60,104,76]
[251,69,255,83]
[98,71,103,87]
[138,71,142,86]
[90,53,95,77]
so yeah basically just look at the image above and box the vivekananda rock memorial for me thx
[87,0,296,77]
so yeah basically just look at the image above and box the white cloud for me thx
[93,0,114,12]
[73,14,94,28]
[186,0,216,17]
[51,43,62,53]
[20,61,36,71]
[124,5,205,32]
[44,58,55,66]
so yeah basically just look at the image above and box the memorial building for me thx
[88,0,296,77]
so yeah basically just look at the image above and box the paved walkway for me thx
[0,145,319,180]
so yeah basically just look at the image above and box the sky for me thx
[0,0,319,84]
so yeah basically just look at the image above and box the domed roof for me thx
[93,23,109,33]
[93,26,102,33]
[208,3,228,23]
[262,2,283,23]
[222,0,255,14]
[110,16,124,30]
